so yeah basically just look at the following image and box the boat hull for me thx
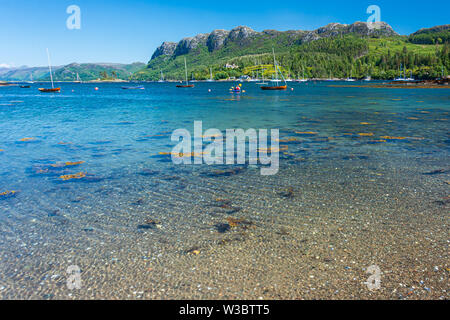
[176,85,195,88]
[39,88,60,93]
[260,85,287,91]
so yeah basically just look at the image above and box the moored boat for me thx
[39,49,60,93]
[260,48,287,91]
[261,85,287,90]
[122,85,145,90]
[177,58,194,88]
[39,87,61,92]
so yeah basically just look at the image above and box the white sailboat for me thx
[405,70,415,81]
[297,64,308,82]
[75,72,82,83]
[27,73,34,84]
[207,67,214,82]
[158,70,165,83]
[346,67,356,82]
[176,58,194,88]
[325,71,337,81]
[394,64,407,81]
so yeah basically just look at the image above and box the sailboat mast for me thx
[184,58,188,85]
[46,48,54,89]
[272,48,279,84]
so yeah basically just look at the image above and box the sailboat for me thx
[27,74,34,84]
[394,64,407,81]
[346,67,356,82]
[325,71,337,81]
[256,68,268,85]
[207,67,214,82]
[74,73,82,83]
[297,64,308,82]
[39,48,60,92]
[261,48,287,90]
[158,70,165,83]
[176,58,194,88]
[405,70,415,82]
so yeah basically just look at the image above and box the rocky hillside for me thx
[151,22,397,60]
[134,21,448,81]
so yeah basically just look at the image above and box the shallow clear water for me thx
[0,82,448,299]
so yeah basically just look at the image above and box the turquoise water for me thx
[0,82,448,299]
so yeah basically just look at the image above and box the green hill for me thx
[134,22,449,80]
[42,62,146,81]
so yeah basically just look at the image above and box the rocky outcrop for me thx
[207,30,230,52]
[151,42,177,59]
[150,22,399,60]
[174,33,209,56]
[225,26,259,45]
[301,22,398,43]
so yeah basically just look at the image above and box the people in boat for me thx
[230,84,243,93]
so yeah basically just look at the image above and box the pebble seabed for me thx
[0,150,448,300]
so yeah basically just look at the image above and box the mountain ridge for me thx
[151,22,398,61]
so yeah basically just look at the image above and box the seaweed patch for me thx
[59,172,87,181]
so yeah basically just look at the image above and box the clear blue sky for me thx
[1,0,448,67]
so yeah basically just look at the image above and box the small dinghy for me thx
[39,88,61,92]
[122,86,145,90]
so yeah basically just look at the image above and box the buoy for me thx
[95,87,99,91]
[208,89,211,92]
[291,88,294,91]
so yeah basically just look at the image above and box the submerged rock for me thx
[138,218,162,230]
[215,223,231,233]
[278,187,294,198]
[423,169,448,175]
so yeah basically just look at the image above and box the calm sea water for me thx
[0,81,448,299]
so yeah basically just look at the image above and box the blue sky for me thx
[1,0,448,67]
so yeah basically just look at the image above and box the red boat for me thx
[39,88,61,93]
[39,49,60,93]
[261,48,288,91]
[261,85,287,90]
